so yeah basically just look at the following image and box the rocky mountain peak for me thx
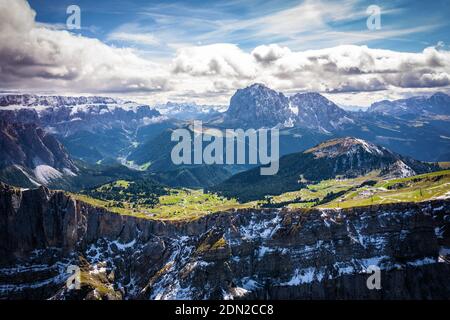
[288,93,352,132]
[290,92,332,106]
[304,137,385,159]
[225,83,290,128]
[239,83,285,99]
[368,92,450,117]
[429,92,450,104]
[223,84,354,130]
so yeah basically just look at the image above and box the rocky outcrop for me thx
[225,83,291,128]
[289,92,352,132]
[223,83,355,131]
[0,121,76,171]
[0,121,78,186]
[0,183,449,299]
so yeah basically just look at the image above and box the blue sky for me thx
[1,0,450,106]
[29,0,450,54]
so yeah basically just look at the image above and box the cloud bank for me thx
[1,0,450,106]
[0,0,169,94]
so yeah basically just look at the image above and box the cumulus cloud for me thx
[171,43,450,96]
[0,0,168,94]
[252,44,291,64]
[172,44,257,79]
[1,0,450,105]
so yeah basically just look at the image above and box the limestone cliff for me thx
[0,182,449,299]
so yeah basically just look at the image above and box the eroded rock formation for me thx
[0,182,449,299]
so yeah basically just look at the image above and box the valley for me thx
[2,0,450,303]
[1,87,450,300]
[64,168,450,221]
[74,181,249,220]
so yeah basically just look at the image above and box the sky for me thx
[1,0,450,108]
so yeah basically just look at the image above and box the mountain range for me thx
[215,84,450,161]
[368,92,450,119]
[0,94,171,164]
[1,88,450,301]
[1,86,450,190]
[211,137,438,201]
[221,84,450,130]
[155,101,226,121]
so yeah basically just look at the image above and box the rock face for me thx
[0,182,449,300]
[289,92,353,132]
[223,83,354,131]
[225,84,291,128]
[0,121,78,186]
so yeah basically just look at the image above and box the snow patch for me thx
[33,165,63,184]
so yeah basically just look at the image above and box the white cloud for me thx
[252,44,292,64]
[1,0,450,106]
[134,0,438,52]
[192,0,360,46]
[170,43,450,97]
[0,0,169,94]
[172,44,257,78]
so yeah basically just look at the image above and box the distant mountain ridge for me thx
[212,137,438,201]
[2,88,450,174]
[0,94,119,107]
[0,94,163,129]
[289,92,353,132]
[368,92,450,118]
[155,101,225,121]
[0,94,165,140]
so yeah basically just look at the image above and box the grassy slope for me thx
[263,170,450,209]
[315,170,449,209]
[71,184,252,221]
[70,170,450,221]
[268,172,381,209]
